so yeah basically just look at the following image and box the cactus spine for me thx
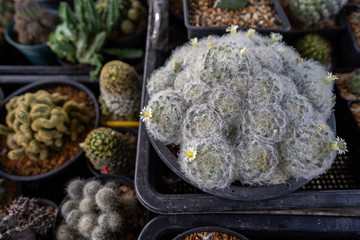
[296,34,332,64]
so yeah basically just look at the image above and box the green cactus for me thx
[57,179,141,240]
[143,29,347,189]
[13,0,60,45]
[289,0,347,26]
[99,60,141,120]
[297,34,332,64]
[80,127,136,175]
[0,90,92,161]
[346,71,360,95]
[0,0,14,41]
[213,0,248,10]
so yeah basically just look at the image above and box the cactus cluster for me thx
[13,0,60,45]
[346,71,360,95]
[80,127,137,175]
[56,179,138,240]
[142,27,347,190]
[0,89,91,161]
[289,0,347,26]
[96,0,147,36]
[296,34,332,64]
[99,60,141,120]
[0,196,57,239]
[0,0,14,41]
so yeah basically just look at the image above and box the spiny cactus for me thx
[346,71,360,95]
[13,0,60,45]
[296,34,332,64]
[289,0,347,26]
[99,60,141,120]
[57,179,139,240]
[0,196,57,239]
[96,0,147,36]
[80,127,137,175]
[142,27,347,189]
[0,0,14,41]
[0,89,91,161]
[213,0,248,10]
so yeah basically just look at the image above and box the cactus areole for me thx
[142,28,347,195]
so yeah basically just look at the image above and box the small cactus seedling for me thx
[346,71,360,95]
[296,34,332,64]
[80,127,137,175]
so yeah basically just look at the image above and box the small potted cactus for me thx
[296,33,333,70]
[98,60,142,125]
[0,79,99,181]
[4,0,60,65]
[0,196,58,240]
[56,176,147,240]
[80,127,137,176]
[141,27,348,200]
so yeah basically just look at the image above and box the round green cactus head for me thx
[346,71,360,95]
[296,34,332,63]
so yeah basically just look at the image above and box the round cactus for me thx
[297,34,332,64]
[346,71,360,95]
[61,200,78,218]
[95,187,119,212]
[66,179,85,200]
[289,0,347,26]
[99,60,141,120]
[142,28,347,189]
[83,180,102,198]
[80,127,136,175]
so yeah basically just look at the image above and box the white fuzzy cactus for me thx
[142,29,347,189]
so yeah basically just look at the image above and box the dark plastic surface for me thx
[0,79,100,181]
[183,0,291,39]
[139,214,360,240]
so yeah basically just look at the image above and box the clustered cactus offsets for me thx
[57,179,146,240]
[80,127,137,175]
[0,196,57,239]
[0,89,91,161]
[142,27,348,190]
[288,0,347,27]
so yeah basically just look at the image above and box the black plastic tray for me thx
[183,0,291,39]
[138,214,360,240]
[135,0,360,214]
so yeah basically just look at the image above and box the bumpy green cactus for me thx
[13,0,60,45]
[346,71,360,95]
[57,179,138,240]
[99,60,141,120]
[80,127,136,175]
[0,90,91,161]
[0,0,14,41]
[289,0,347,26]
[142,28,347,189]
[296,34,332,64]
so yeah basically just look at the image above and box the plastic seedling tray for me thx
[135,0,360,214]
[183,0,291,39]
[138,214,360,240]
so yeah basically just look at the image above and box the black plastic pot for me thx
[36,0,60,9]
[138,214,360,240]
[86,127,138,177]
[0,79,100,181]
[183,0,291,39]
[173,226,249,240]
[0,86,3,105]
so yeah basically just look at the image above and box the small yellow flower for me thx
[317,125,325,131]
[189,37,198,47]
[226,25,238,34]
[270,32,283,44]
[185,147,197,162]
[173,60,180,71]
[324,72,338,84]
[296,57,303,63]
[240,47,247,57]
[330,137,348,155]
[247,28,255,38]
[140,106,153,122]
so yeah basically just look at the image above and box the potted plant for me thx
[0,79,100,181]
[140,27,347,200]
[0,196,58,240]
[55,176,147,240]
[4,0,60,65]
[80,127,137,176]
[183,0,290,39]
